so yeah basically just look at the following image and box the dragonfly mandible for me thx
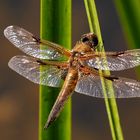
[4,25,140,128]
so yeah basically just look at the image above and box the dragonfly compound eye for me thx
[92,35,98,47]
[81,36,89,43]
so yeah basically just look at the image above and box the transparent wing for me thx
[4,25,70,60]
[75,74,140,98]
[85,49,140,71]
[8,55,68,87]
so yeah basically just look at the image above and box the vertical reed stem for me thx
[84,0,124,140]
[39,0,71,140]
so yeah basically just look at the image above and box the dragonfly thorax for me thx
[72,42,94,54]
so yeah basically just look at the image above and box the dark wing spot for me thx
[104,76,119,81]
[36,59,46,65]
[32,36,41,43]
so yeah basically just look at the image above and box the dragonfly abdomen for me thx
[44,67,78,128]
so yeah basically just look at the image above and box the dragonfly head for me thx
[81,33,98,49]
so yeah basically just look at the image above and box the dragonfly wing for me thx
[8,55,68,87]
[4,25,66,60]
[85,49,140,71]
[75,74,140,98]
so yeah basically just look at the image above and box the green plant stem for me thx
[84,0,124,140]
[114,0,140,78]
[39,0,71,140]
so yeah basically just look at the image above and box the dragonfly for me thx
[4,25,140,128]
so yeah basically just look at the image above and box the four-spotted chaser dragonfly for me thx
[4,25,140,128]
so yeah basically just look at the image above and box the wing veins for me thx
[80,49,140,71]
[76,66,140,98]
[8,55,68,87]
[4,25,71,60]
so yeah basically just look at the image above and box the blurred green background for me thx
[1,0,140,140]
